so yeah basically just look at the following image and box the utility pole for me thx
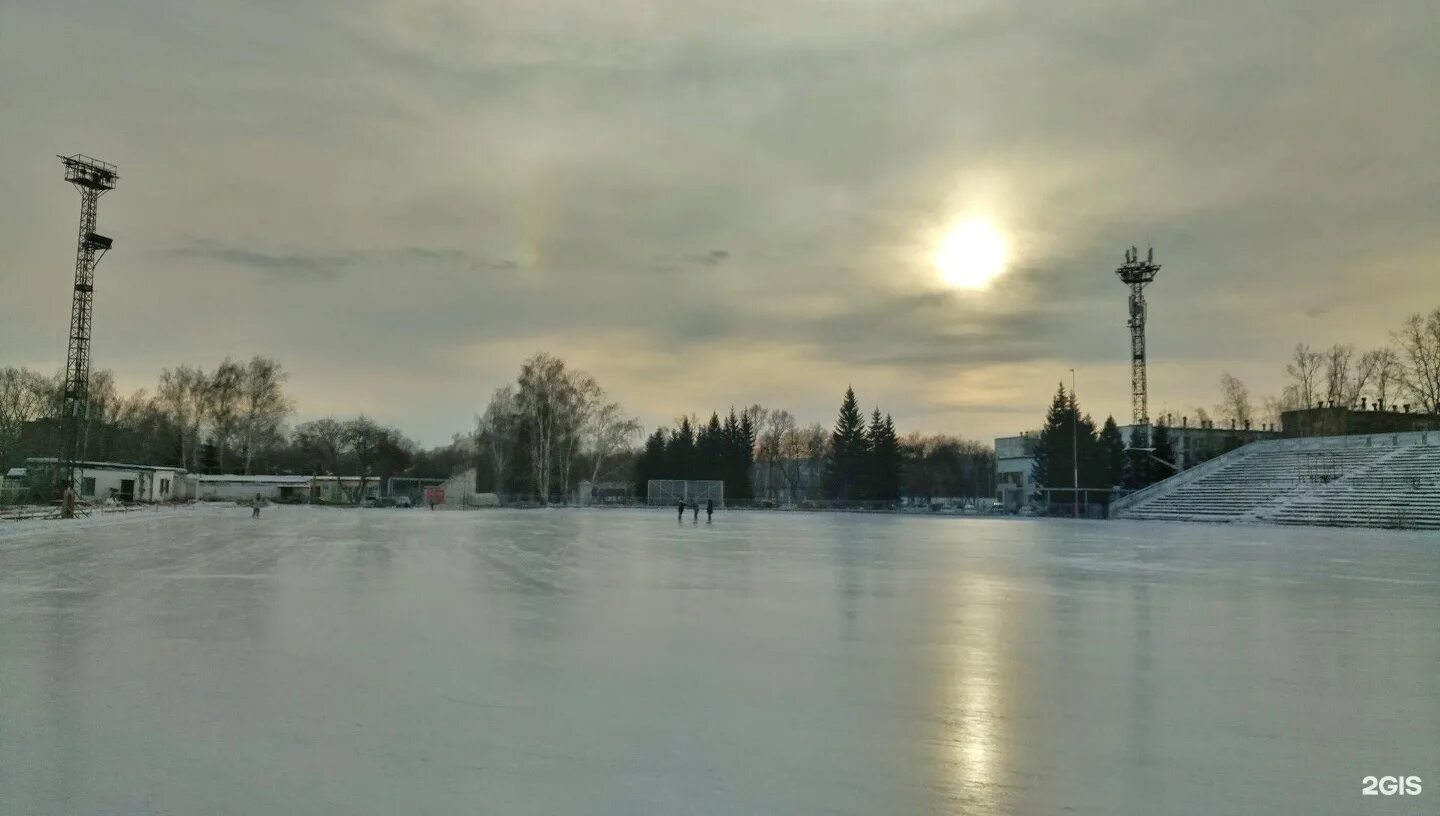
[1071,368,1078,519]
[56,155,118,493]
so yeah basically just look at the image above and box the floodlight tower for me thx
[56,154,118,490]
[1115,246,1160,427]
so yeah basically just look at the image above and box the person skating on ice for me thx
[706,499,714,523]
[677,499,685,522]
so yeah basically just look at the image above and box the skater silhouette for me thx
[677,499,685,522]
[692,502,699,523]
[251,493,262,519]
[706,499,714,523]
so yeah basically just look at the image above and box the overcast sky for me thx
[2,0,1437,446]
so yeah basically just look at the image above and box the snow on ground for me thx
[0,502,231,540]
[1,506,1437,815]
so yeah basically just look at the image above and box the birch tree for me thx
[476,386,519,496]
[1284,343,1324,408]
[0,367,51,467]
[1358,347,1402,407]
[1393,308,1440,413]
[586,401,642,486]
[157,365,209,472]
[1215,372,1253,428]
[238,357,292,474]
[516,353,570,504]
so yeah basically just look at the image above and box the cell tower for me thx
[1115,246,1160,426]
[56,154,118,490]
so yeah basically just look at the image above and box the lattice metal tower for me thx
[1115,246,1160,426]
[56,154,118,490]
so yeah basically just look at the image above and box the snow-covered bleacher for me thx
[1112,431,1440,528]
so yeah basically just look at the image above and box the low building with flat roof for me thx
[192,474,314,502]
[23,458,185,502]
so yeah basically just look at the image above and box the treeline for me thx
[0,358,469,500]
[632,409,757,499]
[1,358,291,473]
[5,349,998,505]
[632,387,993,504]
[1199,305,1440,431]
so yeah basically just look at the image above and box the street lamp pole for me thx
[1071,368,1079,519]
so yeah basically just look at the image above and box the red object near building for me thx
[423,486,445,507]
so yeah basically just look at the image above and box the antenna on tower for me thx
[1115,245,1161,427]
[56,154,118,492]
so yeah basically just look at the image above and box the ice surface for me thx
[2,507,1437,815]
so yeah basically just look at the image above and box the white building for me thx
[192,474,314,502]
[24,458,185,503]
[994,432,1041,510]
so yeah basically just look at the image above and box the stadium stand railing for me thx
[1113,431,1440,528]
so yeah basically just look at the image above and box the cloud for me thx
[171,239,357,281]
[1,0,1438,445]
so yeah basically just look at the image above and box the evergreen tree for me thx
[1151,421,1176,482]
[1032,383,1106,510]
[667,416,696,478]
[634,428,666,497]
[1031,382,1072,496]
[824,386,870,500]
[1075,409,1103,495]
[698,412,723,479]
[1123,425,1149,489]
[870,412,902,503]
[1098,416,1126,489]
[727,407,754,500]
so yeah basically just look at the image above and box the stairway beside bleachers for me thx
[1114,432,1440,528]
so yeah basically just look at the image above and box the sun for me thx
[934,219,1008,290]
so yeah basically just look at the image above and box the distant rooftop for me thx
[24,457,185,473]
[197,474,312,485]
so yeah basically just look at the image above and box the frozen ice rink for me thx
[2,506,1437,815]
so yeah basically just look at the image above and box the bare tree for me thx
[1321,344,1356,406]
[516,353,572,504]
[1357,347,1402,407]
[205,358,246,471]
[1393,308,1440,413]
[238,357,292,474]
[294,418,347,480]
[778,422,827,501]
[1284,343,1324,408]
[755,408,794,501]
[555,371,600,502]
[157,365,209,472]
[476,386,519,496]
[1215,372,1253,428]
[586,401,641,486]
[0,367,52,466]
[344,416,385,502]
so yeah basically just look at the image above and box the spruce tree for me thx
[634,428,667,496]
[668,417,696,479]
[1151,421,1176,482]
[1031,382,1071,497]
[699,412,723,479]
[1098,416,1126,489]
[871,412,902,503]
[1124,425,1149,489]
[729,407,754,500]
[824,386,869,500]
